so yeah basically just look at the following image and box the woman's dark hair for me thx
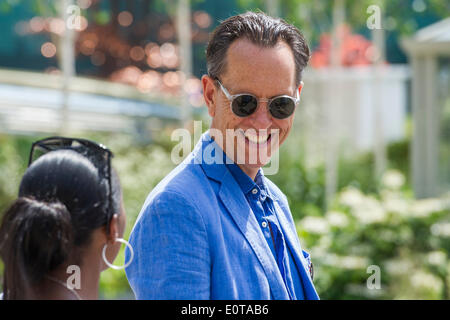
[206,11,311,86]
[0,149,122,299]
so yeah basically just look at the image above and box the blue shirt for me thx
[226,161,305,300]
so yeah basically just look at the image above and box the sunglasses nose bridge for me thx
[249,97,273,126]
[257,97,270,108]
[251,96,267,109]
[260,98,276,115]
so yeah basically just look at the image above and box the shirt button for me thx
[252,188,258,195]
[261,221,268,228]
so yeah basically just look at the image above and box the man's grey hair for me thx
[205,11,311,86]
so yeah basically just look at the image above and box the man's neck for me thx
[209,131,259,181]
[237,163,258,181]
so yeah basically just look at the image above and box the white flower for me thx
[322,253,369,269]
[352,196,387,224]
[338,255,369,269]
[427,251,447,266]
[410,271,442,291]
[325,211,349,228]
[383,197,410,216]
[381,169,405,190]
[411,198,445,218]
[430,222,450,237]
[298,216,329,234]
[384,258,414,275]
[309,235,332,258]
[339,187,365,207]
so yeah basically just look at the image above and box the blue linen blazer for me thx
[125,131,319,300]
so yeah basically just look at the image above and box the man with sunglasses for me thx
[126,11,319,300]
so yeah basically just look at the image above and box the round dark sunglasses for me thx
[216,79,300,119]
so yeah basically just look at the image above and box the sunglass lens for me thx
[269,97,295,119]
[232,95,258,117]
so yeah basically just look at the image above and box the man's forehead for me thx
[221,38,296,92]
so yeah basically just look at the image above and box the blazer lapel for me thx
[197,131,291,299]
[217,170,290,300]
[273,201,319,300]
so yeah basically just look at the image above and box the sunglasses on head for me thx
[216,79,300,119]
[28,136,114,220]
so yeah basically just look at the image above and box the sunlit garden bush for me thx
[297,170,450,299]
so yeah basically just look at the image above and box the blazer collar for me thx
[193,130,228,182]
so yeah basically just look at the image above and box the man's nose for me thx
[250,100,272,129]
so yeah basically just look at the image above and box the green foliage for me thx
[235,0,450,49]
[0,134,35,213]
[270,143,327,219]
[94,10,111,25]
[297,178,450,299]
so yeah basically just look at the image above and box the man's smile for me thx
[235,128,273,149]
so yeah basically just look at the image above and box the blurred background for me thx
[0,0,449,299]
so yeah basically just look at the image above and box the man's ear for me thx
[297,81,304,97]
[202,75,217,117]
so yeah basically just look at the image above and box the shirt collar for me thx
[226,160,257,195]
[255,169,276,200]
[226,159,275,201]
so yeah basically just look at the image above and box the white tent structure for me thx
[402,18,450,198]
